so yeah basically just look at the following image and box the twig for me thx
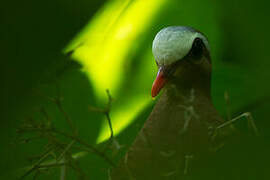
[34,86,76,134]
[58,141,75,180]
[106,113,114,139]
[224,91,232,121]
[216,112,259,136]
[60,157,67,180]
[89,89,114,139]
[57,140,75,162]
[68,161,87,180]
[183,155,193,175]
[20,88,118,180]
[52,129,116,167]
[217,112,248,129]
[89,90,118,154]
[20,147,54,180]
[38,162,67,169]
[54,85,76,135]
[19,127,116,167]
[40,108,52,127]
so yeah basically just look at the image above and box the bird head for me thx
[151,26,212,98]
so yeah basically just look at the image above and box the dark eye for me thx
[191,38,204,59]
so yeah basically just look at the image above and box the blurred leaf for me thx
[65,0,167,143]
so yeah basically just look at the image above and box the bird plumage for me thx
[111,26,233,180]
[152,26,210,66]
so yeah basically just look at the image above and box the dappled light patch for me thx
[65,0,166,143]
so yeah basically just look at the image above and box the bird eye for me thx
[191,38,204,60]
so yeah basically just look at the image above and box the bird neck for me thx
[166,73,212,101]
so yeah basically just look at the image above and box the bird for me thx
[111,26,233,180]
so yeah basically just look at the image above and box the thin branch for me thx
[34,87,76,134]
[20,147,54,180]
[54,85,76,135]
[216,112,259,136]
[38,162,67,169]
[105,90,114,139]
[40,108,52,127]
[217,113,247,129]
[63,151,87,180]
[57,140,75,162]
[52,129,116,167]
[60,157,67,180]
[106,113,114,139]
[18,126,116,167]
[224,91,232,121]
[183,155,193,175]
[89,89,114,139]
[67,162,87,180]
[20,88,118,180]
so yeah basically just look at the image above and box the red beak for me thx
[151,68,167,98]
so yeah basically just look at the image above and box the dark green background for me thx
[1,0,270,179]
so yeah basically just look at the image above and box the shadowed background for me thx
[1,0,270,179]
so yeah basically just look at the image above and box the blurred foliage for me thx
[65,0,166,143]
[1,0,270,179]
